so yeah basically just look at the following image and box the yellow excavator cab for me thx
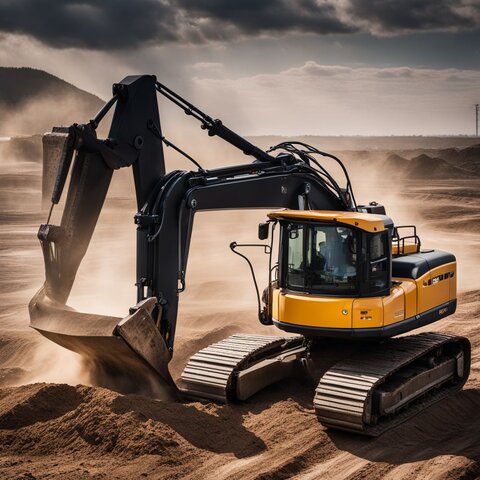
[262,209,457,339]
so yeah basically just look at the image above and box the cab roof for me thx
[267,209,386,233]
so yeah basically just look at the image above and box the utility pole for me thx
[476,104,479,137]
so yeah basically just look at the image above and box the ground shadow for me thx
[327,388,480,465]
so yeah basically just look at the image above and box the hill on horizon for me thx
[0,67,479,145]
[0,67,104,136]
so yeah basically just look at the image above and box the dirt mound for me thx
[0,383,202,468]
[0,136,42,165]
[382,149,480,180]
[0,382,306,478]
[382,153,409,174]
[1,295,480,478]
[406,154,475,179]
[0,384,82,430]
[0,373,479,479]
[436,144,480,175]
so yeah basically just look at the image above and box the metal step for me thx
[314,332,471,436]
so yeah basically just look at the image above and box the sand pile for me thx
[407,153,475,179]
[382,147,480,180]
[435,144,480,175]
[0,383,197,458]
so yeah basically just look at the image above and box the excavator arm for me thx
[29,74,351,395]
[137,162,346,352]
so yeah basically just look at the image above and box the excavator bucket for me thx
[30,74,175,397]
[29,288,177,398]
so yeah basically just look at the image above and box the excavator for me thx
[29,74,470,436]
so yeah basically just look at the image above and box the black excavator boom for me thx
[30,74,350,395]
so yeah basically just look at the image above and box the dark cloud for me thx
[0,0,354,49]
[178,0,355,38]
[0,0,477,50]
[0,0,178,49]
[348,0,478,32]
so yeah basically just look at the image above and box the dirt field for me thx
[0,142,479,479]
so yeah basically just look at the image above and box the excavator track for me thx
[314,332,471,436]
[180,334,306,402]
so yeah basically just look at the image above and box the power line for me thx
[475,104,479,136]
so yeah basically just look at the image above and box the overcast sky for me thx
[0,0,479,135]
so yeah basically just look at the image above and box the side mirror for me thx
[258,222,269,240]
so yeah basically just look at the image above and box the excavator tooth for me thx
[29,287,178,399]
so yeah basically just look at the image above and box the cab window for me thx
[368,232,389,292]
[286,225,305,288]
[285,222,358,294]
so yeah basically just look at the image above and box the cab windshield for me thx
[284,223,358,293]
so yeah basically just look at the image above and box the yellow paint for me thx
[272,285,279,320]
[273,288,353,328]
[382,285,405,326]
[397,279,417,319]
[269,261,456,334]
[415,262,455,313]
[274,288,410,330]
[449,263,457,300]
[352,297,383,328]
[267,209,385,233]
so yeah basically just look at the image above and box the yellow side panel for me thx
[416,262,455,313]
[398,279,417,319]
[276,292,353,329]
[382,285,405,326]
[272,287,280,320]
[352,297,383,328]
[449,263,457,300]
